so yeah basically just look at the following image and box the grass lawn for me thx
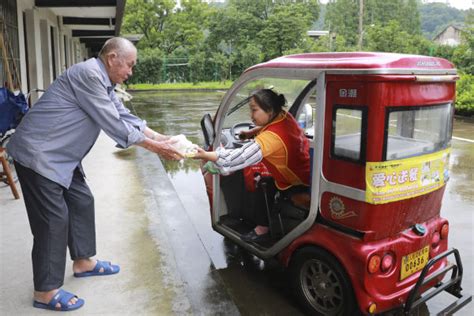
[127,81,233,90]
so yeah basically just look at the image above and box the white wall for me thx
[15,0,84,99]
[16,0,35,94]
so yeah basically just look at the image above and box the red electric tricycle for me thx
[200,52,471,315]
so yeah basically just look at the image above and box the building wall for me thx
[14,0,86,101]
[434,26,462,46]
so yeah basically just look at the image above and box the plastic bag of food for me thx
[169,134,199,158]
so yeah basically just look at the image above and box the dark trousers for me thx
[15,162,96,291]
[254,180,277,226]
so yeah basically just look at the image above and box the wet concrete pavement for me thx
[0,134,218,315]
[1,112,473,315]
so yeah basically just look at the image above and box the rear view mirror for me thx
[200,113,215,149]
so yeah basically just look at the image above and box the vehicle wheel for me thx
[0,135,18,186]
[289,247,357,316]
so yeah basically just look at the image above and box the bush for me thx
[127,48,164,84]
[455,73,474,117]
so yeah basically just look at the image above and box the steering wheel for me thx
[230,122,254,140]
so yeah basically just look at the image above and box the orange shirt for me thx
[255,112,310,190]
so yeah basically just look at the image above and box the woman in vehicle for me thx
[194,89,311,242]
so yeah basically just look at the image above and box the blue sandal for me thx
[33,289,84,311]
[73,259,120,278]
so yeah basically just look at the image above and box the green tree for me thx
[258,5,313,59]
[397,0,421,35]
[207,0,320,76]
[325,0,359,47]
[127,47,164,84]
[365,0,420,34]
[211,51,232,82]
[365,20,410,52]
[455,73,474,116]
[238,43,263,71]
[206,7,263,53]
[122,0,175,49]
[229,0,319,21]
[452,10,474,74]
[419,2,465,39]
[161,0,210,54]
[188,51,206,83]
[365,20,430,54]
[325,0,422,48]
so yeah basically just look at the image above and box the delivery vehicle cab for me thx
[200,52,471,315]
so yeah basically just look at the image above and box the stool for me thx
[0,147,20,199]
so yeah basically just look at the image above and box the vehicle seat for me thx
[290,192,311,209]
[256,177,312,238]
[255,175,285,238]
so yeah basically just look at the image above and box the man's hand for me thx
[138,138,184,160]
[155,139,185,160]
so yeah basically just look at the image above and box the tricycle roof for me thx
[246,52,456,74]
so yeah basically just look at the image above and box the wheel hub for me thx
[301,259,343,314]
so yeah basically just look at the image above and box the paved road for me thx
[157,117,474,315]
[1,117,472,315]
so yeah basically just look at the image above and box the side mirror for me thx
[200,113,215,149]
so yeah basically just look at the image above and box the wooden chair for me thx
[0,147,20,199]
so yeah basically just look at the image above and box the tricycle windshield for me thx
[224,78,311,128]
[384,103,453,160]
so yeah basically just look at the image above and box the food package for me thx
[170,134,199,158]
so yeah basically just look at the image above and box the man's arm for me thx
[143,127,170,141]
[72,75,181,160]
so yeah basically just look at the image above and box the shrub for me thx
[455,73,474,117]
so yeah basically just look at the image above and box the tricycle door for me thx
[202,72,325,259]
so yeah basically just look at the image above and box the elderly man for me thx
[6,37,182,311]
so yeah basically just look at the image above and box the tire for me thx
[289,247,357,316]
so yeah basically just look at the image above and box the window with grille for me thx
[1,0,21,89]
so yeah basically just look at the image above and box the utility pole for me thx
[328,0,334,51]
[358,0,364,50]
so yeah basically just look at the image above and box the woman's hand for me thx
[192,147,218,161]
[239,130,251,140]
[239,126,262,140]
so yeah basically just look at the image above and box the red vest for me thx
[260,112,310,190]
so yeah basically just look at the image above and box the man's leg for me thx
[65,168,96,261]
[65,168,120,276]
[64,168,99,273]
[14,162,79,308]
[14,162,69,291]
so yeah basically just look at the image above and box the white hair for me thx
[98,37,136,59]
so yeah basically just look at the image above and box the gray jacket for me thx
[7,58,146,188]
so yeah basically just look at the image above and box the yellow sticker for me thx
[366,149,450,204]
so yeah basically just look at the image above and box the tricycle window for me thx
[224,78,311,129]
[332,106,367,163]
[384,103,453,161]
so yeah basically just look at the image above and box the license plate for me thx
[400,246,430,280]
